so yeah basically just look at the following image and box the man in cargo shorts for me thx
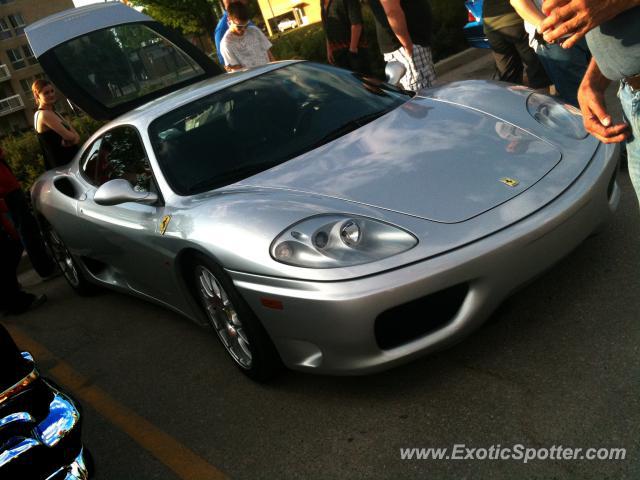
[369,0,436,91]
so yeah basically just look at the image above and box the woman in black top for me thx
[31,79,81,170]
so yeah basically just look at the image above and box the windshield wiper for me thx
[293,108,393,157]
[185,163,273,194]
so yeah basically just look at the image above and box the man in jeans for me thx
[541,1,640,204]
[510,0,590,107]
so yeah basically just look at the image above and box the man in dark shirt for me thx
[0,213,47,316]
[321,0,369,74]
[369,0,435,91]
[483,0,550,88]
[0,152,52,315]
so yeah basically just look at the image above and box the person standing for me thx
[220,2,274,71]
[0,149,57,280]
[214,0,252,67]
[540,0,640,202]
[0,213,47,315]
[0,156,51,316]
[483,0,550,89]
[321,0,370,74]
[368,0,436,91]
[509,0,590,106]
[32,80,81,170]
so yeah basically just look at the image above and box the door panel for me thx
[73,125,177,301]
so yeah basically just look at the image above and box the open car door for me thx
[25,2,222,120]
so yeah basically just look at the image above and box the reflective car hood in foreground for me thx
[238,96,561,223]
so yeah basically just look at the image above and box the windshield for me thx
[148,62,412,195]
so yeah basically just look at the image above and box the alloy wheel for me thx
[196,265,252,369]
[47,229,80,288]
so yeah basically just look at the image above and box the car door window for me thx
[80,137,103,185]
[81,125,152,192]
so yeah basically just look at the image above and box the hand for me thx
[349,48,358,54]
[327,47,334,64]
[541,0,639,49]
[577,79,629,143]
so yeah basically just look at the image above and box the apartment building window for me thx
[8,13,25,35]
[22,44,37,65]
[6,47,24,69]
[0,18,12,40]
[19,78,30,93]
[19,73,45,93]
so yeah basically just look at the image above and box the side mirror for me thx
[385,61,406,86]
[94,179,158,206]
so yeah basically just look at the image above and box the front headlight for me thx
[271,214,418,268]
[526,93,587,139]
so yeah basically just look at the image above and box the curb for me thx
[435,47,491,76]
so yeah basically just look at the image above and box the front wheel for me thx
[192,256,282,381]
[44,226,96,296]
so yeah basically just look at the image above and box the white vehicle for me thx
[277,19,297,32]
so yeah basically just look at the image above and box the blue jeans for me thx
[536,38,591,107]
[619,81,640,205]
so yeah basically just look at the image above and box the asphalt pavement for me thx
[3,50,639,480]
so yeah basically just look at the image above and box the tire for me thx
[190,255,282,382]
[43,225,96,296]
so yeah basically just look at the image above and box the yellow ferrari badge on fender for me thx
[159,215,171,235]
[500,177,520,188]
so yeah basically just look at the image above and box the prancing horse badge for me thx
[500,177,520,188]
[159,215,171,235]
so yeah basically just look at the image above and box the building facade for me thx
[257,0,321,37]
[0,0,75,136]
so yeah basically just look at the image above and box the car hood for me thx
[236,96,561,223]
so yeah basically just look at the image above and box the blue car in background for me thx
[464,0,490,49]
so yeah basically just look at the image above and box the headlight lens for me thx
[271,214,418,268]
[526,93,587,139]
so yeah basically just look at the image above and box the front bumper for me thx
[230,142,620,374]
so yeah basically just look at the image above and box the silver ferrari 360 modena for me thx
[26,3,619,380]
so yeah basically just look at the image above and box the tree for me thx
[129,0,222,39]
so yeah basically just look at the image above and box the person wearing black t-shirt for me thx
[321,0,370,74]
[369,0,435,91]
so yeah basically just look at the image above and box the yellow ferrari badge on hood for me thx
[159,215,171,235]
[500,177,520,188]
